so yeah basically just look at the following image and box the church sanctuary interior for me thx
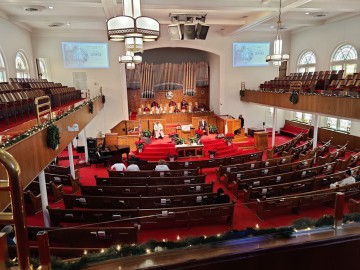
[1,0,360,269]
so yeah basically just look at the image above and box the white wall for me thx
[0,17,35,78]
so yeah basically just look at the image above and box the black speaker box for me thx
[183,24,196,40]
[76,146,85,154]
[196,23,209,40]
[87,138,97,149]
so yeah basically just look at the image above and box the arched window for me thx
[37,58,52,81]
[0,51,6,82]
[297,50,316,73]
[15,52,30,79]
[331,44,358,76]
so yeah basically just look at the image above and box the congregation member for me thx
[110,162,127,171]
[127,153,147,164]
[330,169,356,188]
[154,159,170,171]
[214,188,231,204]
[154,121,165,139]
[1,225,16,246]
[126,162,140,171]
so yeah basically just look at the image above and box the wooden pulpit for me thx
[254,131,268,150]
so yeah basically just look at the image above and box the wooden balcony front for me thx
[0,96,104,211]
[241,90,360,120]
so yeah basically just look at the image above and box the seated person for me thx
[198,118,209,135]
[1,225,16,246]
[330,169,356,188]
[127,153,147,164]
[155,159,170,171]
[214,188,230,204]
[110,162,127,171]
[154,121,165,139]
[126,162,140,171]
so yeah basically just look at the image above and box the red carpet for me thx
[25,134,355,244]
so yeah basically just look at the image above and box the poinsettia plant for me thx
[168,133,179,140]
[208,149,217,155]
[135,140,145,149]
[195,129,204,138]
[167,151,178,160]
[224,133,235,142]
[169,100,176,107]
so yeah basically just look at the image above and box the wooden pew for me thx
[231,161,337,198]
[266,133,302,159]
[44,173,80,193]
[256,182,360,220]
[223,151,263,165]
[45,164,80,180]
[224,158,315,189]
[317,142,348,166]
[282,139,313,160]
[27,226,139,248]
[337,152,360,171]
[80,182,214,197]
[349,198,360,213]
[243,169,355,203]
[47,203,234,228]
[95,175,206,186]
[108,168,199,177]
[63,193,218,209]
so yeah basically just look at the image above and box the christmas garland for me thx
[47,125,60,150]
[0,96,101,150]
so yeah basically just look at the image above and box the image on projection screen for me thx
[233,42,270,67]
[62,42,110,68]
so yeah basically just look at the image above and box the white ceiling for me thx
[0,0,359,36]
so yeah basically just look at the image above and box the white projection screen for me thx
[233,42,270,67]
[62,42,110,68]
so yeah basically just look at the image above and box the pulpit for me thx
[254,131,268,150]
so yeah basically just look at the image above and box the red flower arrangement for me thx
[208,149,217,156]
[151,100,159,107]
[224,133,235,143]
[174,107,180,113]
[195,129,204,137]
[144,107,150,112]
[169,100,176,107]
[167,151,178,161]
[135,140,145,149]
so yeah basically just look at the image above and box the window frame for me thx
[0,49,7,82]
[297,50,316,73]
[326,117,351,132]
[15,51,30,79]
[330,44,358,76]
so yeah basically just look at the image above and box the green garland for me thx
[47,125,60,150]
[0,96,101,150]
[289,91,299,104]
[88,100,94,114]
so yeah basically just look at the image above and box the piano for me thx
[100,144,130,164]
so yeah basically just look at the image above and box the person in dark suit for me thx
[198,118,209,135]
[239,114,245,128]
[214,188,230,204]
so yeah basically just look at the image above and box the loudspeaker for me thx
[76,146,85,154]
[196,23,209,40]
[168,24,182,40]
[183,24,196,39]
[87,138,97,149]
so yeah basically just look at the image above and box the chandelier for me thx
[107,0,160,68]
[266,0,289,66]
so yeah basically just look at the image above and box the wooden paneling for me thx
[241,91,360,120]
[128,87,209,113]
[137,112,214,125]
[0,97,104,211]
[117,135,139,152]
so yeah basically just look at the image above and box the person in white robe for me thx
[154,121,165,139]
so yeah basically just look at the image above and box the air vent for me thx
[312,12,327,18]
[24,5,46,12]
[48,22,64,28]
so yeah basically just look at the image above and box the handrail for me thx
[0,150,31,269]
[35,95,52,125]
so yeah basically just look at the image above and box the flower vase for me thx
[209,154,214,159]
[227,141,232,146]
[170,157,175,162]
[138,148,143,153]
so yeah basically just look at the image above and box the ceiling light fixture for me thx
[106,0,160,53]
[168,13,209,40]
[266,0,289,66]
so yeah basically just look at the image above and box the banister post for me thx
[334,192,345,231]
[37,231,51,270]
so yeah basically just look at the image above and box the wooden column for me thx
[313,114,319,149]
[334,192,345,230]
[272,108,277,147]
[37,231,51,270]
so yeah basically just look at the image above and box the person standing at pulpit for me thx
[198,118,208,135]
[239,114,245,128]
[154,121,164,139]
